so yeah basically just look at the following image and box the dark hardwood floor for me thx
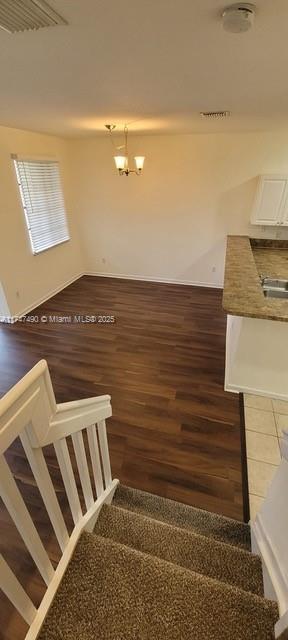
[0,276,242,640]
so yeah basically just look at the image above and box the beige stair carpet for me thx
[114,484,251,550]
[39,532,278,640]
[95,503,263,596]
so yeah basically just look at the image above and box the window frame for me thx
[12,154,70,256]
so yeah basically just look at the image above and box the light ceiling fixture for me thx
[105,124,145,176]
[222,3,256,33]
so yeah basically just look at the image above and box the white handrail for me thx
[42,395,112,447]
[0,360,118,640]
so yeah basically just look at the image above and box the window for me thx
[13,156,70,255]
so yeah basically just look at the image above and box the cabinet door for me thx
[251,175,288,226]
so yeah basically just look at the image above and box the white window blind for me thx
[13,157,70,255]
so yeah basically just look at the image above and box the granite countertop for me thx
[223,235,288,322]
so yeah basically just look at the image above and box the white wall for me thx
[0,126,84,317]
[68,131,288,287]
[1,127,288,318]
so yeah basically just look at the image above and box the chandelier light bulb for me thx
[134,156,145,171]
[114,156,126,171]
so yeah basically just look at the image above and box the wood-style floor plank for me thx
[0,276,242,640]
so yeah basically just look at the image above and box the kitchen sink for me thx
[261,276,288,299]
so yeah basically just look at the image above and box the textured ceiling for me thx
[0,0,287,136]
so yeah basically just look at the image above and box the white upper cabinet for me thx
[251,175,288,226]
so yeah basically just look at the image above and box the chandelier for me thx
[105,124,145,176]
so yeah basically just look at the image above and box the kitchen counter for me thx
[223,236,288,323]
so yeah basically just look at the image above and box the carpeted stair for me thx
[96,503,263,595]
[114,484,251,550]
[39,484,279,640]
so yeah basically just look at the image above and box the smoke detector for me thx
[0,0,67,34]
[200,111,231,119]
[222,3,255,33]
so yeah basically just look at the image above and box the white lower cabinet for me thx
[225,314,288,400]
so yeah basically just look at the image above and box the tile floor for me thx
[244,394,288,520]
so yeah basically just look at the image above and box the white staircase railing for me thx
[0,360,118,640]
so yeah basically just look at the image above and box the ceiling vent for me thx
[0,0,67,34]
[200,111,231,119]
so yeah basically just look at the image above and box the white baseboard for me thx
[4,272,84,323]
[1,270,222,324]
[84,270,223,289]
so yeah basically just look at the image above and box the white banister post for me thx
[0,555,37,625]
[54,439,82,525]
[0,455,54,586]
[87,425,104,497]
[20,429,69,553]
[71,431,94,511]
[97,420,112,488]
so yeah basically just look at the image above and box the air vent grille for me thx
[0,0,67,34]
[200,111,231,119]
